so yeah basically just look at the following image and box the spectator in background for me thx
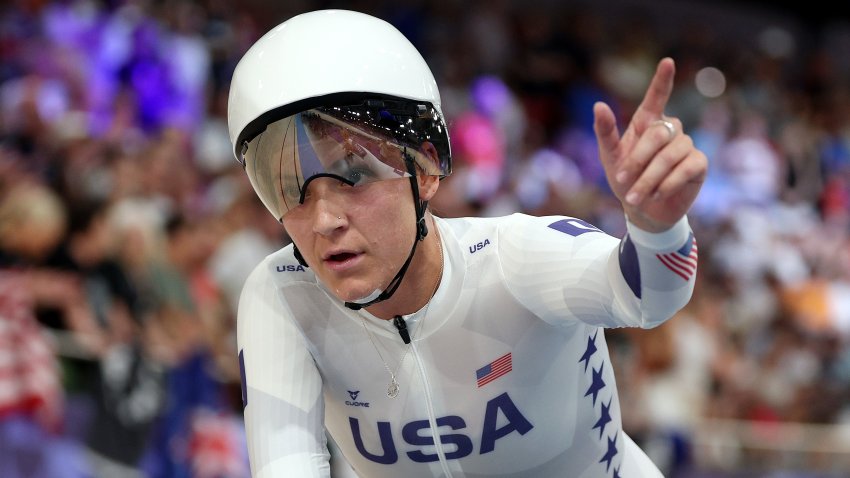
[0,183,92,478]
[44,198,165,478]
[140,213,249,478]
[433,90,505,215]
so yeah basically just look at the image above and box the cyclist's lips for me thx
[322,249,364,272]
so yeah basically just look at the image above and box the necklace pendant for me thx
[387,378,400,398]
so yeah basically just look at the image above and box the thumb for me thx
[593,101,620,169]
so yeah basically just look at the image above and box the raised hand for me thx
[593,58,707,232]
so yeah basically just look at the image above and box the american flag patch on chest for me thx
[476,353,512,387]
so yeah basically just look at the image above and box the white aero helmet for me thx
[227,9,451,222]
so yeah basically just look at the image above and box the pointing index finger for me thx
[633,58,676,132]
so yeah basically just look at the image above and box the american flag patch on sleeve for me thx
[476,352,512,387]
[656,232,698,281]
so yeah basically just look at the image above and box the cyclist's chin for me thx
[324,275,383,304]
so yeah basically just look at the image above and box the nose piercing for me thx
[337,216,342,220]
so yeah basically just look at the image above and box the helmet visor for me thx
[239,99,450,221]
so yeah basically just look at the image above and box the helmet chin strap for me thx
[290,151,429,311]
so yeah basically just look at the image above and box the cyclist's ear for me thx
[418,174,440,201]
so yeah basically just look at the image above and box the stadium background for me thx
[1,0,849,476]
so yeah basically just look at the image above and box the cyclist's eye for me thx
[345,167,375,186]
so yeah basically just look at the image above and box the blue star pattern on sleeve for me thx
[600,432,618,472]
[592,398,612,439]
[581,330,620,476]
[579,331,598,372]
[584,362,606,406]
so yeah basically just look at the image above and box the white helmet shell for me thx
[227,9,443,158]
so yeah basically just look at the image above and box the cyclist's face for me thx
[282,176,421,303]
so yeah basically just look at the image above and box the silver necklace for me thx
[359,312,424,398]
[359,232,443,398]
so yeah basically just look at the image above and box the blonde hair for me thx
[0,183,67,255]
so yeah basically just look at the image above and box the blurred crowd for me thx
[1,0,849,477]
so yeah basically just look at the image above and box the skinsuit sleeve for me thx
[497,213,697,329]
[237,259,330,477]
